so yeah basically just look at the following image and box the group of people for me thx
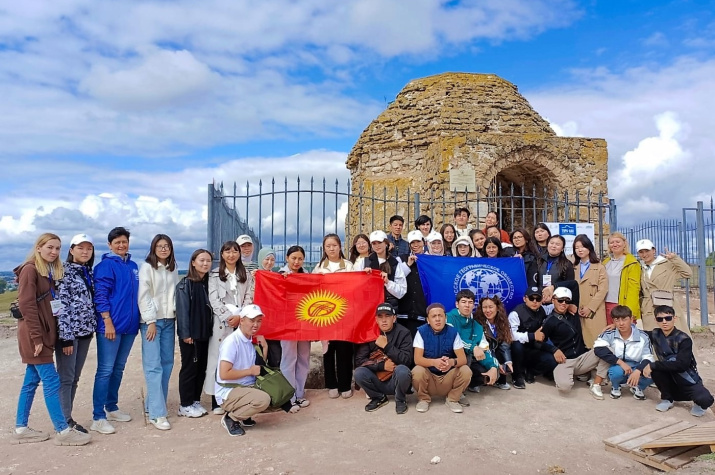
[11,208,712,443]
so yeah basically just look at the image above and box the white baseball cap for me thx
[239,304,264,319]
[236,235,253,246]
[553,287,573,300]
[407,230,424,243]
[70,233,93,247]
[369,230,388,243]
[636,239,655,252]
[425,231,443,243]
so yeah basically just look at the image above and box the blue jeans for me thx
[141,320,175,419]
[608,362,653,391]
[93,332,137,420]
[16,363,68,432]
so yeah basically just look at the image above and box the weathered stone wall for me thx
[346,72,608,236]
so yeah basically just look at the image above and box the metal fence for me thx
[207,182,261,261]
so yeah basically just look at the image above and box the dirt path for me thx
[1,324,715,474]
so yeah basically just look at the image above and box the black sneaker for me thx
[525,371,536,384]
[513,377,526,389]
[395,400,408,414]
[365,395,388,412]
[220,414,245,436]
[68,419,88,434]
[240,417,256,428]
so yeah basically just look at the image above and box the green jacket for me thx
[446,308,497,369]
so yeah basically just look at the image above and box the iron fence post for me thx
[414,192,420,222]
[696,201,709,326]
[207,184,215,257]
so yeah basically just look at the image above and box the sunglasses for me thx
[555,298,571,304]
[527,295,542,302]
[655,315,674,322]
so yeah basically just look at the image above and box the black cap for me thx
[525,286,542,297]
[376,303,396,315]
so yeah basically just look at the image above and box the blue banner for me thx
[416,255,528,312]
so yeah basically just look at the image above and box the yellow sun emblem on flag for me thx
[295,290,348,327]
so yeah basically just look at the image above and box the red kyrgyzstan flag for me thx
[253,270,384,343]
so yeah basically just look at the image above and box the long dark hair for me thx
[483,237,503,257]
[318,234,345,266]
[187,249,213,282]
[219,241,247,282]
[469,228,486,254]
[573,234,600,264]
[475,296,512,344]
[440,223,457,253]
[511,227,541,256]
[349,234,371,263]
[146,234,177,271]
[547,235,571,278]
[533,223,551,245]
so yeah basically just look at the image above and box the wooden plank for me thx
[619,421,695,451]
[605,445,673,472]
[664,445,711,469]
[648,445,698,462]
[603,418,680,448]
[643,422,715,449]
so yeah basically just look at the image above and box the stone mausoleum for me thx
[345,72,608,234]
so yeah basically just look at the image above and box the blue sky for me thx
[1,0,714,270]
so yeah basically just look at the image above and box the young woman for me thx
[539,235,576,303]
[279,246,312,412]
[573,235,608,348]
[206,241,254,415]
[353,231,407,309]
[426,231,445,255]
[56,234,97,434]
[533,223,552,259]
[13,233,90,446]
[469,229,486,256]
[475,296,513,390]
[415,215,433,238]
[349,234,372,264]
[510,227,541,287]
[452,234,479,257]
[483,211,511,243]
[440,224,457,256]
[483,237,504,258]
[602,232,640,324]
[176,249,214,419]
[257,247,276,271]
[313,234,355,399]
[138,234,179,431]
[255,247,282,367]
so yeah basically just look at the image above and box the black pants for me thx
[266,339,282,368]
[467,357,490,388]
[651,369,715,408]
[511,341,558,379]
[178,339,209,407]
[323,341,354,392]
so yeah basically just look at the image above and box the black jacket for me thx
[176,277,213,341]
[355,323,414,370]
[397,254,427,321]
[541,310,587,359]
[511,302,548,344]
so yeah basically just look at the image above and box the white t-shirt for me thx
[413,330,464,351]
[214,329,257,404]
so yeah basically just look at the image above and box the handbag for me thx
[9,291,52,320]
[651,290,674,307]
[360,348,393,382]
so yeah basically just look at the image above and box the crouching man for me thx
[215,304,271,436]
[412,303,472,413]
[354,303,414,414]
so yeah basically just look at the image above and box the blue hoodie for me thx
[94,252,140,335]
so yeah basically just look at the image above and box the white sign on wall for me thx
[544,222,595,256]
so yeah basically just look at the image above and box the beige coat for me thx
[640,255,692,335]
[575,261,609,348]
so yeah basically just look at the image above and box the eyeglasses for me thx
[527,295,542,302]
[156,245,171,251]
[555,298,571,304]
[655,315,674,322]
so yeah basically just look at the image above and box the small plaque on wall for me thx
[449,166,476,192]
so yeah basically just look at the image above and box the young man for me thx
[508,287,558,388]
[592,305,654,400]
[354,303,414,414]
[412,304,472,413]
[539,287,609,398]
[453,207,473,237]
[396,230,428,336]
[91,227,140,435]
[386,215,409,258]
[215,304,271,436]
[236,235,258,272]
[446,290,499,397]
[643,305,714,416]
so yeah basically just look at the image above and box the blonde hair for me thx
[608,231,629,253]
[26,233,64,280]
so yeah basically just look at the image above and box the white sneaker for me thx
[212,407,226,415]
[192,401,209,415]
[150,416,171,431]
[296,398,310,408]
[589,383,604,400]
[90,419,116,435]
[328,388,339,399]
[105,409,132,422]
[12,427,50,444]
[54,427,92,446]
[416,400,430,413]
[340,390,353,399]
[177,405,203,418]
